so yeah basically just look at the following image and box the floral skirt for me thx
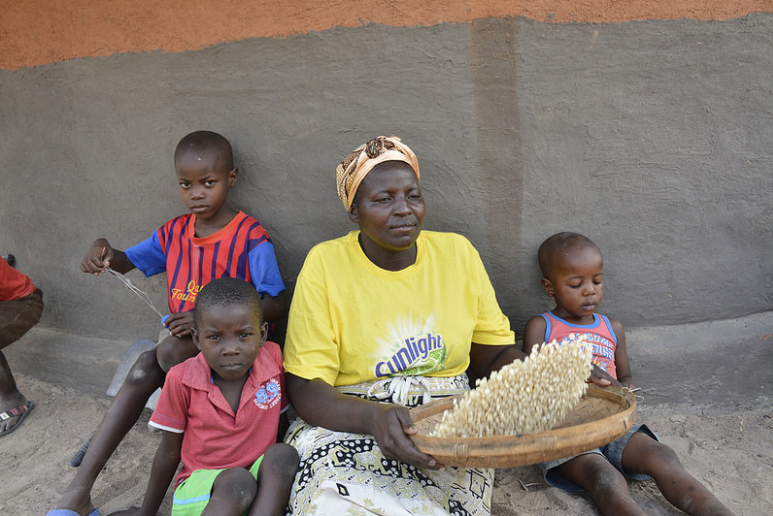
[284,375,493,516]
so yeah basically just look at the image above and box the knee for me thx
[263,443,300,481]
[155,336,196,372]
[125,349,162,386]
[585,461,629,497]
[642,441,682,472]
[212,468,258,510]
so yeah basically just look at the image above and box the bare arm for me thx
[81,238,136,275]
[610,318,634,388]
[285,374,441,470]
[260,290,288,323]
[522,315,548,355]
[107,430,182,516]
[276,411,290,442]
[468,343,526,380]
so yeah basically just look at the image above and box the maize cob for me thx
[431,338,593,438]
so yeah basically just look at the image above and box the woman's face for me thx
[349,161,425,257]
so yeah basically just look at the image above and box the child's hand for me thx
[588,364,622,388]
[619,377,636,390]
[164,310,195,338]
[81,238,113,275]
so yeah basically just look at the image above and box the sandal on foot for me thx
[0,400,34,437]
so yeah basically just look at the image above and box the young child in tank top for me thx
[522,232,735,516]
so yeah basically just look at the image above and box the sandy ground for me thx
[3,373,771,516]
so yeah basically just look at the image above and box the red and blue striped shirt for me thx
[126,211,284,314]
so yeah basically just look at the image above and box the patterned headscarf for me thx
[335,136,420,210]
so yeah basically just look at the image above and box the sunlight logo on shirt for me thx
[254,378,281,410]
[374,332,446,378]
[372,313,448,378]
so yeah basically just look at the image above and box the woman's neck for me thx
[358,235,417,271]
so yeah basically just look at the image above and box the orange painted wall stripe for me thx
[2,0,771,70]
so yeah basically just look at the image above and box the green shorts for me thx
[172,456,264,516]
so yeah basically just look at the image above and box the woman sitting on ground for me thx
[282,135,525,515]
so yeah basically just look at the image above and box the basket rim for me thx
[408,385,638,467]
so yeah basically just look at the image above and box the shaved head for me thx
[538,232,601,280]
[174,130,234,170]
[194,277,262,328]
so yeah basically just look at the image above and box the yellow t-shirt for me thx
[283,230,515,386]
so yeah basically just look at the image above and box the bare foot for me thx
[53,488,97,516]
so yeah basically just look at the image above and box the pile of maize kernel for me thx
[431,338,593,438]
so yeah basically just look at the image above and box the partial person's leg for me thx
[556,454,646,516]
[622,432,736,516]
[0,351,29,433]
[249,443,299,516]
[201,468,258,516]
[56,335,198,515]
[0,289,43,435]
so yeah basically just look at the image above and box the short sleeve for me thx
[268,342,290,413]
[469,245,516,346]
[125,232,166,278]
[282,248,341,385]
[149,366,188,433]
[248,242,285,297]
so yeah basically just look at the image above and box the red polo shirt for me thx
[150,341,287,485]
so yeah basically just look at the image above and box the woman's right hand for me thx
[287,375,445,471]
[369,403,444,471]
[81,238,113,275]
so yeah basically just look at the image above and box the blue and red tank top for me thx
[539,312,618,379]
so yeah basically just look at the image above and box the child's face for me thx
[192,303,268,382]
[543,245,604,323]
[175,151,237,223]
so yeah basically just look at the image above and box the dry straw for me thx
[432,338,593,438]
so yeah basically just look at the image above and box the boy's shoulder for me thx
[255,340,283,371]
[600,313,625,334]
[158,211,265,233]
[154,211,274,252]
[165,343,282,392]
[525,313,548,325]
[163,353,212,391]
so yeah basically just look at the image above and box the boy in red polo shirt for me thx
[0,255,44,437]
[110,278,298,516]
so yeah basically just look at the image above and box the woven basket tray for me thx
[408,384,637,468]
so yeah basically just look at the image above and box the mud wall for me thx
[1,4,772,357]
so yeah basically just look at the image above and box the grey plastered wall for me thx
[1,15,772,396]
